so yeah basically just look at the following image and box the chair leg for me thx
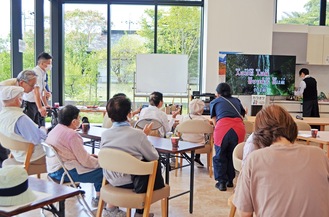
[161,198,168,217]
[37,173,41,179]
[229,205,236,217]
[96,198,105,217]
[175,153,180,177]
[208,153,213,178]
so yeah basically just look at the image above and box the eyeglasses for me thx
[24,81,35,88]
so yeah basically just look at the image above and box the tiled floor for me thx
[15,154,235,217]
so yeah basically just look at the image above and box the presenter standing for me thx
[294,68,319,119]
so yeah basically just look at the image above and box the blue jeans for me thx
[49,168,103,192]
[213,128,238,183]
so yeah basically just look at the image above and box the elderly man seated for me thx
[0,86,47,170]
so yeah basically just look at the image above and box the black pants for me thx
[213,128,238,183]
[22,100,45,127]
[303,100,320,130]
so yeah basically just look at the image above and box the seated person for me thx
[139,91,180,137]
[179,99,210,167]
[241,132,255,167]
[46,105,103,207]
[233,105,329,217]
[0,86,46,168]
[100,95,160,217]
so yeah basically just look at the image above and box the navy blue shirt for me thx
[210,97,245,122]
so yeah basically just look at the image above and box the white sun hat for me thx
[0,165,37,206]
[0,86,24,101]
[189,99,205,115]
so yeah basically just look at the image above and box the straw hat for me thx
[189,99,205,115]
[0,165,37,206]
[0,86,24,101]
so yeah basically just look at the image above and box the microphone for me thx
[296,115,303,120]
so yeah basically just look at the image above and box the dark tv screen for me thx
[226,54,296,96]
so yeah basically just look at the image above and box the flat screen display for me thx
[225,54,296,96]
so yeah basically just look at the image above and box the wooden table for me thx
[148,136,205,214]
[298,130,329,158]
[0,177,80,217]
[79,127,205,213]
[79,127,107,154]
[247,116,329,131]
[78,106,106,116]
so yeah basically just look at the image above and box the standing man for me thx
[295,68,320,118]
[22,52,52,127]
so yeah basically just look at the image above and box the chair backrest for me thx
[102,112,113,128]
[134,118,165,137]
[232,142,245,172]
[0,131,34,170]
[243,120,254,135]
[41,142,77,187]
[175,119,213,134]
[99,148,157,175]
[296,120,311,131]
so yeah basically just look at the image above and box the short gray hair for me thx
[16,70,38,82]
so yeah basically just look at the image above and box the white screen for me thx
[136,54,188,95]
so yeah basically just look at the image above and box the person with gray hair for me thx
[179,99,210,167]
[0,69,37,102]
[0,69,38,166]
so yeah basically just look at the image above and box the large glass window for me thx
[0,0,11,80]
[156,6,201,92]
[277,0,321,25]
[63,4,108,106]
[22,0,35,69]
[110,5,154,100]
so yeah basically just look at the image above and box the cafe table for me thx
[297,130,329,158]
[247,116,329,131]
[79,126,205,213]
[0,177,80,217]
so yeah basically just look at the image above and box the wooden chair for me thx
[134,118,165,137]
[296,121,311,145]
[102,112,113,128]
[175,120,214,177]
[41,142,94,217]
[228,142,245,217]
[243,120,254,141]
[0,132,46,178]
[96,148,170,217]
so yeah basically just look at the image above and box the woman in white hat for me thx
[179,99,210,167]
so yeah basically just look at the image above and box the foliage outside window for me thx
[277,0,329,25]
[0,0,11,81]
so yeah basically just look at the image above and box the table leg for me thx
[58,200,65,217]
[91,140,95,154]
[320,125,325,131]
[165,153,170,215]
[190,151,195,214]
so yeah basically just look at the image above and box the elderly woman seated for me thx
[233,104,329,217]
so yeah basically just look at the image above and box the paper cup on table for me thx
[311,129,318,138]
[81,123,90,133]
[171,137,180,148]
[54,102,60,108]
